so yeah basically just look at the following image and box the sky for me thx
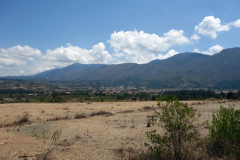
[0,0,240,76]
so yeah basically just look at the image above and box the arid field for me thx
[0,100,239,160]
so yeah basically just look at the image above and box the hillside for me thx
[2,47,240,89]
[32,63,104,80]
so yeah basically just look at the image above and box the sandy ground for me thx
[0,100,239,160]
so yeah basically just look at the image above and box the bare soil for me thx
[0,100,239,160]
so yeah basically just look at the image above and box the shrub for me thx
[17,113,30,124]
[90,110,113,117]
[145,99,203,160]
[74,113,86,119]
[143,106,152,110]
[208,104,240,158]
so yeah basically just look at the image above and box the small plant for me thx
[75,134,81,139]
[74,113,86,119]
[16,113,30,125]
[51,130,61,142]
[146,119,151,127]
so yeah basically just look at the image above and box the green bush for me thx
[101,98,104,102]
[208,105,240,158]
[145,99,202,160]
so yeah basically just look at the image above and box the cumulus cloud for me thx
[195,16,230,39]
[113,52,125,58]
[0,43,113,76]
[0,45,41,58]
[0,45,41,68]
[190,34,201,41]
[230,19,240,27]
[27,57,36,61]
[157,50,179,59]
[0,58,26,66]
[44,43,112,64]
[193,44,223,55]
[108,29,190,63]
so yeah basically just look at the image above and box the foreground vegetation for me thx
[131,98,240,160]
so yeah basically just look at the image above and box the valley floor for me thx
[0,100,239,160]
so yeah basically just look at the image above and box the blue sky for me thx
[0,0,240,76]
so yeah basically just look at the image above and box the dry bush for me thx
[17,113,30,124]
[47,115,69,121]
[74,113,86,119]
[119,110,135,114]
[90,110,113,117]
[142,106,153,110]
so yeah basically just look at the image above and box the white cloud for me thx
[193,48,201,53]
[27,57,36,61]
[157,50,179,59]
[190,34,201,41]
[0,58,26,66]
[113,52,125,58]
[44,42,112,64]
[230,19,240,27]
[0,45,41,58]
[0,43,113,76]
[108,29,190,63]
[0,45,40,68]
[193,44,223,55]
[195,16,230,39]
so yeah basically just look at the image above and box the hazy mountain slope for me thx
[32,63,104,80]
[64,63,139,80]
[70,53,209,82]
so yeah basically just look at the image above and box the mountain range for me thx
[2,47,240,89]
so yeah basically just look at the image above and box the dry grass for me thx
[0,113,30,128]
[0,101,239,159]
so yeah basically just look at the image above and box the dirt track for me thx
[0,100,239,160]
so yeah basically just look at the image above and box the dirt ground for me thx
[0,100,239,160]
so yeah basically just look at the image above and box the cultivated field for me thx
[0,100,239,160]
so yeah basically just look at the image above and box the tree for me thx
[226,92,234,99]
[145,98,203,159]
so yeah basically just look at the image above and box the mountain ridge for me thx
[1,47,240,89]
